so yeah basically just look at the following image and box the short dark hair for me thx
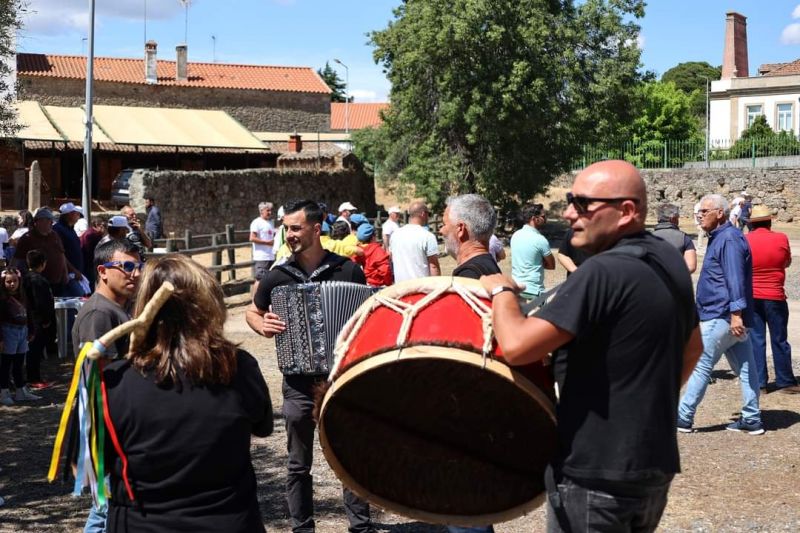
[520,203,545,225]
[94,239,141,270]
[750,219,772,230]
[26,249,47,270]
[657,203,680,223]
[331,220,350,240]
[284,199,323,225]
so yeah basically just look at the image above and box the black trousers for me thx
[282,375,372,533]
[26,325,48,383]
[0,353,24,389]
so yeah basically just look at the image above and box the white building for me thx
[709,12,800,142]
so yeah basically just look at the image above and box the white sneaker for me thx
[15,386,41,402]
[0,389,13,406]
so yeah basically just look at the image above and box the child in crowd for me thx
[0,268,39,405]
[355,223,393,287]
[24,250,55,390]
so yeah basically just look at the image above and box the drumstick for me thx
[86,281,175,360]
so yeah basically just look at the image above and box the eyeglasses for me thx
[697,208,721,216]
[566,192,640,215]
[103,261,145,273]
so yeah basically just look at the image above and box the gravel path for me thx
[1,253,799,532]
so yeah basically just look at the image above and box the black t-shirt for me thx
[103,350,271,533]
[253,251,366,311]
[452,253,501,279]
[536,232,698,482]
[559,228,590,275]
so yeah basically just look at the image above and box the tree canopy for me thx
[727,115,800,159]
[0,1,21,138]
[661,61,721,119]
[364,0,645,209]
[317,62,348,102]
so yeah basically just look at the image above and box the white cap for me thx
[277,206,285,220]
[388,206,402,214]
[338,201,357,212]
[59,202,81,215]
[107,215,130,229]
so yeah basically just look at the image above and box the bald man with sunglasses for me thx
[481,160,702,533]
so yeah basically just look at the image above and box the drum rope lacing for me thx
[331,279,495,378]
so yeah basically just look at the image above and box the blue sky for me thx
[16,1,800,103]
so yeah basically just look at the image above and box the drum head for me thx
[319,346,557,526]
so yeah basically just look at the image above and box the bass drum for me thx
[318,277,557,527]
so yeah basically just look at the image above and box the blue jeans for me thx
[750,299,797,389]
[84,503,107,533]
[678,318,761,424]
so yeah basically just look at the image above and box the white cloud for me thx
[21,0,183,36]
[792,4,800,19]
[636,34,645,50]
[781,23,800,44]
[350,89,378,102]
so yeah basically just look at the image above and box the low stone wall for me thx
[128,168,377,235]
[553,167,800,222]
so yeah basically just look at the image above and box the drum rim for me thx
[319,345,554,526]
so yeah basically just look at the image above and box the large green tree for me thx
[661,61,720,119]
[365,0,645,208]
[0,1,22,137]
[317,62,348,103]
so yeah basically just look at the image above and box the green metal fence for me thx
[572,136,800,170]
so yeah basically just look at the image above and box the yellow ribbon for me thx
[47,342,91,482]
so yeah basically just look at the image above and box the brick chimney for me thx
[145,40,158,85]
[288,134,303,153]
[176,44,188,82]
[721,12,749,79]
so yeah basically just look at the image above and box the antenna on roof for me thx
[178,0,191,44]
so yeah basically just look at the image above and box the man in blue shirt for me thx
[677,194,763,435]
[53,202,85,296]
[510,203,554,300]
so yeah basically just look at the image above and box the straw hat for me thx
[749,205,774,222]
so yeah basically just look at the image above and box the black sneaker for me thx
[726,418,765,435]
[676,418,694,433]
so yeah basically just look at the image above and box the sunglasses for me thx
[566,192,640,215]
[103,260,145,273]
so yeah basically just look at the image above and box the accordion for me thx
[271,281,377,376]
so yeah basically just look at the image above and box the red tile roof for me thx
[331,102,388,130]
[760,59,800,77]
[16,53,331,94]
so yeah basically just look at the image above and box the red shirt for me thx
[746,228,791,301]
[355,242,393,287]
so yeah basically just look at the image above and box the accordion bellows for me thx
[271,281,377,375]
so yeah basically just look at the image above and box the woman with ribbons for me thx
[50,254,273,532]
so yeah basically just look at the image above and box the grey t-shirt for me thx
[72,292,131,357]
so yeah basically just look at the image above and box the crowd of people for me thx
[0,170,796,531]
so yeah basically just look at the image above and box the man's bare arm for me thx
[428,255,441,276]
[543,253,556,270]
[681,325,703,385]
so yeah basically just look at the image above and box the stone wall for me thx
[127,168,377,235]
[19,77,330,132]
[553,167,800,222]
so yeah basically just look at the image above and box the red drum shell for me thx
[319,277,557,526]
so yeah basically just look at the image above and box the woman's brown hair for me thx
[128,254,238,386]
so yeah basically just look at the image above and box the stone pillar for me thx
[28,160,41,213]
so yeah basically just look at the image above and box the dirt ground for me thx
[1,251,799,532]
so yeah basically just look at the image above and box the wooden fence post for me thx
[211,233,222,282]
[166,238,177,253]
[184,229,193,251]
[225,224,236,282]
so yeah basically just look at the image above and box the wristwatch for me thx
[490,285,514,298]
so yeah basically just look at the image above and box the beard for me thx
[444,234,458,258]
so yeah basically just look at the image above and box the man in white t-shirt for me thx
[382,206,402,250]
[390,201,441,282]
[250,202,276,281]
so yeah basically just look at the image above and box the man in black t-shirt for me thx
[246,200,374,533]
[481,161,702,533]
[441,193,501,282]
